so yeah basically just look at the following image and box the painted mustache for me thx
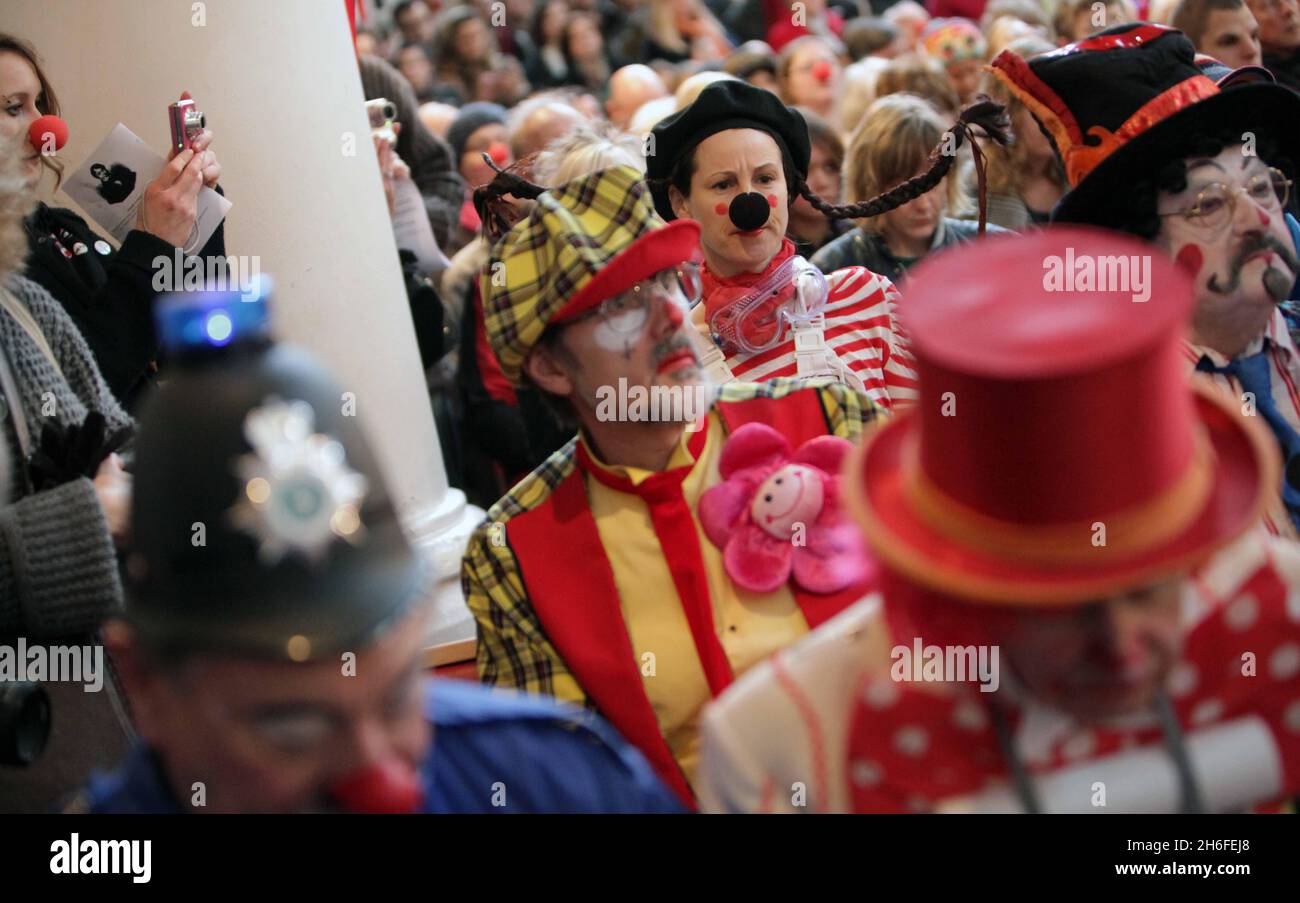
[1208,233,1300,300]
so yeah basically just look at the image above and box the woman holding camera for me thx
[0,123,137,811]
[0,33,225,411]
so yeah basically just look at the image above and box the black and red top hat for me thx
[989,23,1300,228]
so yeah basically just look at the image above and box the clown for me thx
[644,80,1007,411]
[992,23,1300,539]
[699,228,1300,814]
[462,164,885,806]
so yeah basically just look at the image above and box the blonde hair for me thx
[873,53,958,117]
[534,122,646,185]
[649,0,727,57]
[844,93,968,231]
[980,39,1067,198]
[0,132,36,282]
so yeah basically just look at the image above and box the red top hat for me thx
[843,226,1277,605]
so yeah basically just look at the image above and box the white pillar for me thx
[13,0,481,647]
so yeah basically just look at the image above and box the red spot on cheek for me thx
[1258,207,1271,226]
[767,195,777,207]
[1174,243,1204,277]
[714,202,728,216]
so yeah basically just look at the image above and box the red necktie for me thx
[575,426,734,697]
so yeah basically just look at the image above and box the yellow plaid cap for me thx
[481,164,701,385]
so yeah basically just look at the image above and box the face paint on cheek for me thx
[714,203,728,216]
[1174,243,1204,278]
[591,309,650,355]
[767,195,777,208]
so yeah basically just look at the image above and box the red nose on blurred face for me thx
[811,60,832,82]
[487,141,511,165]
[328,759,423,814]
[28,115,69,154]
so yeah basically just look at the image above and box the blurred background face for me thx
[880,173,944,249]
[991,580,1184,722]
[113,606,432,814]
[670,129,789,277]
[0,50,43,187]
[785,44,840,117]
[792,140,840,217]
[1014,105,1055,166]
[458,17,494,62]
[396,0,437,45]
[460,121,510,186]
[542,1,569,43]
[397,45,434,95]
[946,59,981,104]
[1247,0,1300,49]
[1202,5,1263,67]
[566,14,603,61]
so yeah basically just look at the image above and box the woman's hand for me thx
[136,146,204,247]
[92,453,131,549]
[374,127,407,218]
[169,91,221,188]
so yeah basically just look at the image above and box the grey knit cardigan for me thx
[0,273,133,638]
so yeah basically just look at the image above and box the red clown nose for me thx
[811,60,832,82]
[28,115,69,154]
[328,759,423,814]
[487,141,510,165]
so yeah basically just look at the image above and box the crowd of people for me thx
[3,0,1300,816]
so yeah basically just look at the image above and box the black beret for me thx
[646,80,812,221]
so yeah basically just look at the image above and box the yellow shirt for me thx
[584,415,810,791]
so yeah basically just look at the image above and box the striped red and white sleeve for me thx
[724,265,918,411]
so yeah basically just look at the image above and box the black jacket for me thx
[23,195,226,411]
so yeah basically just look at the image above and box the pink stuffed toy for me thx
[699,423,871,594]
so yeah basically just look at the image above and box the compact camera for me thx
[366,98,398,146]
[168,98,206,155]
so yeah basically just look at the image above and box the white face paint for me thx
[592,305,650,353]
[588,268,698,354]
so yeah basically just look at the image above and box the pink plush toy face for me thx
[751,464,824,540]
[698,422,873,596]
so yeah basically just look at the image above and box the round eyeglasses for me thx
[1158,166,1293,233]
[573,263,703,336]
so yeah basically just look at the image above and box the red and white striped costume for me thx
[1185,308,1300,540]
[699,531,1300,813]
[701,242,919,411]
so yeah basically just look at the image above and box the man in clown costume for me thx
[462,164,885,807]
[992,23,1300,538]
[699,227,1300,813]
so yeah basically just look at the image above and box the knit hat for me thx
[921,17,986,67]
[646,80,811,221]
[447,101,508,162]
[481,165,700,385]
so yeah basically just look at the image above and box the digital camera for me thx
[168,98,206,155]
[366,98,398,146]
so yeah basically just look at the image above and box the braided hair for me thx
[472,98,1012,241]
[796,98,1011,233]
[471,153,546,242]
